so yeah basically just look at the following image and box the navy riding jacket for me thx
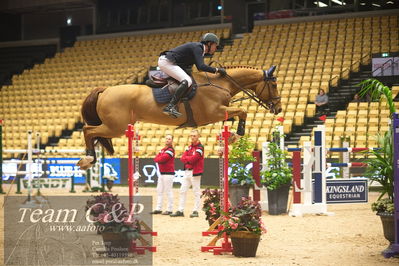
[161,42,217,74]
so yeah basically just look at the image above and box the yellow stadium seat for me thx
[346,118,356,127]
[357,118,368,126]
[334,126,345,135]
[368,109,379,118]
[347,110,357,118]
[335,118,346,127]
[306,104,316,117]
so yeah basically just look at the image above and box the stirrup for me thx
[162,105,182,118]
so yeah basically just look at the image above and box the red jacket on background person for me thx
[181,142,204,176]
[154,146,175,174]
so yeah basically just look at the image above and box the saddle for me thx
[146,70,197,103]
[146,70,198,128]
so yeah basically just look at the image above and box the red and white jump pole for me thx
[126,124,134,211]
[125,124,157,254]
[201,114,233,255]
[217,121,233,254]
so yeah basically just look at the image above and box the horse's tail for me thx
[81,87,115,155]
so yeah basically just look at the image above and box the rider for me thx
[158,33,227,118]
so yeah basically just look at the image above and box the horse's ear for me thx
[267,65,276,77]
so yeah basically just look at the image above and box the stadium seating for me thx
[0,15,398,158]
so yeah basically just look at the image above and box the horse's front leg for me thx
[76,125,97,170]
[224,107,247,136]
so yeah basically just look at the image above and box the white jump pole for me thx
[341,140,350,179]
[289,126,333,216]
[35,132,42,196]
[312,125,332,215]
[3,149,84,154]
[2,159,81,164]
[27,130,33,202]
[303,141,314,207]
[261,141,269,211]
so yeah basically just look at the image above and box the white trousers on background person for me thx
[158,55,193,86]
[155,174,174,212]
[178,170,201,212]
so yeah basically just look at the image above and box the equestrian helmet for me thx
[200,33,219,45]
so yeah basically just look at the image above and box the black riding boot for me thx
[163,80,189,118]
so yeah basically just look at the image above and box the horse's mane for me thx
[193,65,262,80]
[224,65,260,70]
[194,65,261,77]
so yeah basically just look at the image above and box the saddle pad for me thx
[152,87,173,103]
[152,85,197,104]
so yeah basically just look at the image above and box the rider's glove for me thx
[216,68,227,76]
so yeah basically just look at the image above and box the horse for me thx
[77,65,282,170]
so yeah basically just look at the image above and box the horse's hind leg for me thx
[77,124,126,170]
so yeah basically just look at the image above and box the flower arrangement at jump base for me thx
[201,188,222,226]
[86,193,141,257]
[228,135,255,207]
[261,128,292,215]
[218,197,267,257]
[229,135,255,186]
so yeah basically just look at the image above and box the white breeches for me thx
[158,55,193,87]
[178,170,201,212]
[156,174,174,212]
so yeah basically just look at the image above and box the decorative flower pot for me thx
[106,180,114,191]
[377,212,396,257]
[229,184,250,207]
[230,231,261,257]
[267,183,291,215]
[378,213,395,243]
[101,231,130,258]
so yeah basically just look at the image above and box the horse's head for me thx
[254,66,282,115]
[216,66,282,114]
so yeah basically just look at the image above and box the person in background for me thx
[315,88,329,115]
[170,129,204,218]
[150,134,175,215]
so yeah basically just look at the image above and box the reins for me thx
[222,72,270,110]
[205,62,279,110]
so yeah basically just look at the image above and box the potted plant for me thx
[218,197,267,257]
[359,79,396,255]
[229,135,255,207]
[86,193,140,257]
[201,188,221,226]
[261,129,292,215]
[103,175,118,192]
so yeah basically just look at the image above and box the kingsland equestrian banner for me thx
[325,179,368,204]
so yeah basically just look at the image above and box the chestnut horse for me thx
[77,66,281,170]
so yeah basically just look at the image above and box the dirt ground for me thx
[0,185,398,266]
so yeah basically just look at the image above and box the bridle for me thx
[255,70,281,112]
[202,63,281,111]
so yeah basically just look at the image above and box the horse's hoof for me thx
[76,156,94,170]
[228,132,240,144]
[237,119,246,136]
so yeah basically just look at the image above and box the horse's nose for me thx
[275,107,282,114]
